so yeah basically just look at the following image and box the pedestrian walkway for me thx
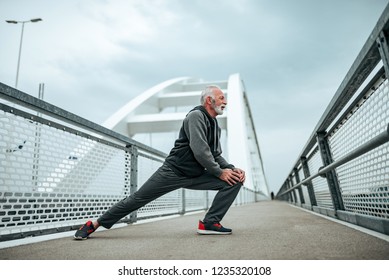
[0,201,388,260]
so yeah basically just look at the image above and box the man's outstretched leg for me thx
[74,164,184,240]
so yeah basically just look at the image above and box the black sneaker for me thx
[74,221,95,240]
[197,220,232,235]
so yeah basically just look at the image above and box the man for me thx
[74,85,245,240]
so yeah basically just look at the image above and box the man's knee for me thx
[222,181,242,192]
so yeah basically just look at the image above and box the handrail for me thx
[0,82,167,158]
[279,124,389,196]
[287,3,389,174]
[0,78,266,241]
[274,4,389,235]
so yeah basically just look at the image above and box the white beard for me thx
[211,99,224,115]
[214,105,224,115]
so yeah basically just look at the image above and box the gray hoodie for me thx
[165,105,234,178]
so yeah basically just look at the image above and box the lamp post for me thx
[6,18,42,88]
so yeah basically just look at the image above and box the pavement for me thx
[0,200,388,260]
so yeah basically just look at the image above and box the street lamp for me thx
[6,18,42,88]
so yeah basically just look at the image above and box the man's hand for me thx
[219,168,246,186]
[233,168,246,183]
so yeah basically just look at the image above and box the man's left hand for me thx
[233,168,246,183]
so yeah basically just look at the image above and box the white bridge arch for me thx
[104,73,270,200]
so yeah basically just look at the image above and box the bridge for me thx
[1,4,389,270]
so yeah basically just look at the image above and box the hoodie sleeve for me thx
[213,125,235,169]
[184,110,224,177]
[215,154,235,170]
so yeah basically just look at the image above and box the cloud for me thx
[0,0,387,193]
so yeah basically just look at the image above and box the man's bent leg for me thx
[185,172,243,224]
[203,182,242,223]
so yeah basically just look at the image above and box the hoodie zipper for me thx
[213,118,218,153]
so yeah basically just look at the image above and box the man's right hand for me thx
[219,169,242,186]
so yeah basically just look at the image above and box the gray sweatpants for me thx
[97,163,242,229]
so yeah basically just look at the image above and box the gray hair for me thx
[200,85,222,105]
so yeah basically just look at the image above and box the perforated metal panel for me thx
[275,14,389,234]
[184,189,208,212]
[329,79,389,218]
[1,80,269,241]
[307,148,333,209]
[0,110,130,237]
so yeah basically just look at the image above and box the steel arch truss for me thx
[104,73,270,200]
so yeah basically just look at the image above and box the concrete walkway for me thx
[0,201,388,260]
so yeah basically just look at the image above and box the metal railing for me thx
[276,5,389,235]
[0,83,262,242]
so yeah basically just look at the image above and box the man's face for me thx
[210,90,227,115]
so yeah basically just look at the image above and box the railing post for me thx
[282,181,288,202]
[287,177,297,203]
[316,132,345,211]
[279,182,287,201]
[180,189,186,215]
[377,31,389,77]
[293,167,305,204]
[128,145,138,223]
[279,181,291,201]
[124,147,131,198]
[285,181,292,202]
[301,157,317,206]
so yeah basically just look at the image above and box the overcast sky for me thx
[1,0,388,193]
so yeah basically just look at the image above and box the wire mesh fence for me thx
[276,6,389,234]
[0,83,261,241]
